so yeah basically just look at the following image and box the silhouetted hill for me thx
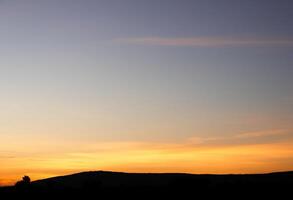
[1,171,292,199]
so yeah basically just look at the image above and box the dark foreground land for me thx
[1,171,292,199]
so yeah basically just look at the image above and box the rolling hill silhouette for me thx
[1,171,292,199]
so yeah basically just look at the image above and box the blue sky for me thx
[0,0,292,140]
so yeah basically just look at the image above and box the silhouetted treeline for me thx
[0,171,292,199]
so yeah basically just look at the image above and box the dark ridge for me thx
[1,170,292,199]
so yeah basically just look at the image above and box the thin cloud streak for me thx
[187,129,291,147]
[235,129,288,139]
[116,37,293,47]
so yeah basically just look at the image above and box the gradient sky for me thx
[0,0,293,185]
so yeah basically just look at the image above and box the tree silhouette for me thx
[15,175,31,189]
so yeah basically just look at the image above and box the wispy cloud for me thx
[235,129,288,139]
[187,129,291,147]
[115,37,293,47]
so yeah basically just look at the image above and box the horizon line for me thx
[1,169,293,187]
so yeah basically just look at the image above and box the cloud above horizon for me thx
[115,37,293,47]
[189,129,292,147]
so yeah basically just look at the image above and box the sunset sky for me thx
[0,0,293,185]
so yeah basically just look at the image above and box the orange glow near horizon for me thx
[1,139,293,186]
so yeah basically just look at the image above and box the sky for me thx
[0,0,293,185]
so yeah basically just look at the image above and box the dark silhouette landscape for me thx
[0,171,292,199]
